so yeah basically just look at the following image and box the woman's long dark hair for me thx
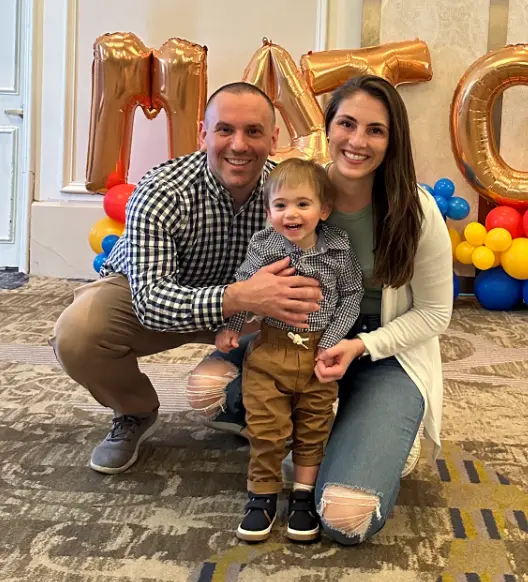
[325,75,423,288]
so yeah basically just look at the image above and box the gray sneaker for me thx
[90,411,160,474]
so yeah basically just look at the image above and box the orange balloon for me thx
[243,39,329,163]
[86,33,151,193]
[86,33,207,193]
[450,44,528,210]
[88,217,125,254]
[151,38,208,158]
[301,39,432,94]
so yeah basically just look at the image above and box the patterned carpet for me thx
[0,276,527,581]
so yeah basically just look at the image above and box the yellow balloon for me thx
[484,227,512,253]
[447,227,462,259]
[501,237,528,280]
[464,222,487,246]
[472,246,495,270]
[492,252,501,268]
[88,217,125,254]
[455,241,476,265]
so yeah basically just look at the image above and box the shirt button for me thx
[361,325,367,331]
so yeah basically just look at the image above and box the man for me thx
[51,82,322,475]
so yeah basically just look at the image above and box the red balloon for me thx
[485,206,524,239]
[524,210,528,237]
[103,183,135,224]
[105,170,126,191]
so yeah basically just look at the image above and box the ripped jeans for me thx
[188,315,424,545]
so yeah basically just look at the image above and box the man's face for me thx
[200,92,279,200]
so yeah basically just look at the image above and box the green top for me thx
[326,204,382,315]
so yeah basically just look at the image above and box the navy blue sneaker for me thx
[236,493,277,542]
[287,489,320,542]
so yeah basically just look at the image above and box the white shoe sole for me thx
[401,436,421,478]
[89,417,161,475]
[236,515,276,542]
[286,524,320,542]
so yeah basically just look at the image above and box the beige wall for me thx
[501,0,528,171]
[380,0,490,226]
[30,0,527,278]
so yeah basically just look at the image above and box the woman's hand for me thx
[315,338,366,383]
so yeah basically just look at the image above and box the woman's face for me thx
[327,90,390,182]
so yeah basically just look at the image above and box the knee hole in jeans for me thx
[319,485,381,541]
[186,358,239,417]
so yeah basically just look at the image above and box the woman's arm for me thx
[356,196,453,360]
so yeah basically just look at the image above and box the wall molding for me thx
[60,0,90,195]
[0,127,18,243]
[314,0,329,51]
[0,0,21,94]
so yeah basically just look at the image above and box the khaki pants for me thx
[50,275,216,414]
[243,323,338,494]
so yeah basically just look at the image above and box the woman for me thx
[188,75,453,545]
[310,75,453,543]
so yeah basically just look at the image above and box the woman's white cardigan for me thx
[356,186,453,458]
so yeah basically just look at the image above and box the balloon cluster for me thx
[452,205,528,310]
[88,184,135,274]
[420,178,470,221]
[420,178,470,301]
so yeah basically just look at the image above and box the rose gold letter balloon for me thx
[86,33,152,193]
[450,44,528,210]
[151,38,208,157]
[244,39,329,163]
[300,39,433,93]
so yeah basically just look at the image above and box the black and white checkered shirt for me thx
[224,223,364,349]
[101,151,276,332]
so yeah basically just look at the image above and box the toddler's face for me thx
[266,183,330,249]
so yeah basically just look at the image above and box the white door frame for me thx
[18,0,37,272]
[2,0,36,272]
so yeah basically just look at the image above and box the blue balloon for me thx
[433,195,449,216]
[434,178,455,199]
[446,196,470,220]
[93,252,107,274]
[102,234,120,255]
[523,280,528,304]
[474,267,522,310]
[453,273,460,301]
[419,183,434,195]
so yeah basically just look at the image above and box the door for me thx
[0,0,29,270]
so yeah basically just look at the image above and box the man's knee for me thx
[319,485,381,545]
[186,358,239,417]
[51,301,108,373]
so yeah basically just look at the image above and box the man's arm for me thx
[222,259,324,329]
[126,178,227,332]
[220,234,266,333]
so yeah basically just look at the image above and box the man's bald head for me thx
[204,82,276,127]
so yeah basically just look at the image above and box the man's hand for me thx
[223,257,322,329]
[215,329,241,353]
